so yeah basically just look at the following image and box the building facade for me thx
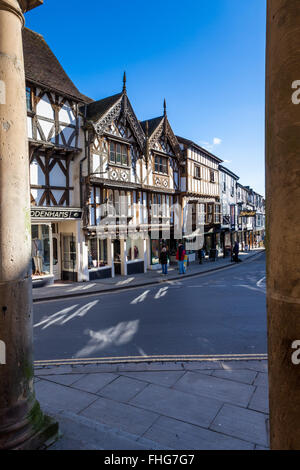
[24,28,90,285]
[177,136,222,260]
[219,165,239,256]
[24,28,265,285]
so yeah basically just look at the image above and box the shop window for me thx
[88,238,108,268]
[126,237,143,261]
[31,225,50,277]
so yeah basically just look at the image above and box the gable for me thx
[90,94,145,151]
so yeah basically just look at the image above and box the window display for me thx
[88,238,108,268]
[31,225,50,276]
[126,237,143,262]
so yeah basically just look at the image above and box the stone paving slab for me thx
[35,379,97,414]
[211,404,269,447]
[130,383,223,429]
[143,415,254,450]
[253,372,268,387]
[98,376,148,402]
[71,372,118,394]
[39,373,85,387]
[173,371,255,407]
[48,411,165,450]
[34,359,270,450]
[248,386,269,414]
[80,395,159,436]
[119,370,186,387]
[212,369,258,385]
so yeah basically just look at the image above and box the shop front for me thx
[86,229,148,279]
[31,207,83,286]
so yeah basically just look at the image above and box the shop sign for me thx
[240,210,256,217]
[31,208,82,220]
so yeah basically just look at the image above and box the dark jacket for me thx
[233,243,239,255]
[159,251,168,265]
[176,246,186,261]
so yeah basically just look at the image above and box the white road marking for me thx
[68,283,96,292]
[34,306,78,329]
[75,320,140,357]
[155,287,169,299]
[256,276,266,288]
[61,300,99,324]
[116,277,135,286]
[131,290,150,305]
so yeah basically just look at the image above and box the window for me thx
[116,144,121,164]
[88,238,108,268]
[195,166,201,179]
[110,142,115,163]
[210,171,215,183]
[154,155,168,174]
[109,141,128,166]
[26,87,32,111]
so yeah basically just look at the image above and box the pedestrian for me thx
[159,246,168,275]
[232,241,240,263]
[198,247,205,264]
[176,243,186,274]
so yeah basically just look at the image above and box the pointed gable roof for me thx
[85,93,123,121]
[140,116,164,137]
[23,28,92,103]
[84,81,145,150]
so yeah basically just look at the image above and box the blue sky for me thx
[26,0,266,195]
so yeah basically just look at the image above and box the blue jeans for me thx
[178,260,185,274]
[162,264,168,274]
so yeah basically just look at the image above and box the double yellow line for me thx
[34,353,268,367]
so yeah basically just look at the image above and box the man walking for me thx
[176,243,186,275]
[159,246,169,275]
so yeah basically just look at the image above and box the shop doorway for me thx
[62,234,77,282]
[52,234,61,281]
[113,239,121,275]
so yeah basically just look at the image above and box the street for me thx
[33,253,267,362]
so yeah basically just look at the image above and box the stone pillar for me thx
[0,0,57,449]
[266,0,300,450]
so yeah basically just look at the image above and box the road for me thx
[33,253,267,361]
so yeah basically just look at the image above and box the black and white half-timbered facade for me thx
[23,27,264,284]
[24,28,91,284]
[140,100,182,267]
[80,78,182,279]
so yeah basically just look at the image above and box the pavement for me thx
[35,358,269,450]
[33,248,265,302]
